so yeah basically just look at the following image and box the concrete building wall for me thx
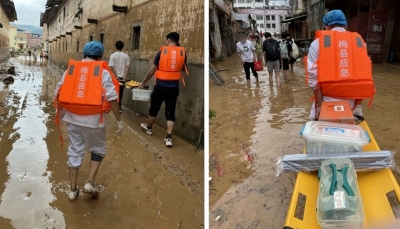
[15,33,27,49]
[42,24,49,51]
[9,26,17,49]
[43,0,204,144]
[26,34,43,49]
[210,0,234,61]
[0,4,11,60]
[210,3,223,61]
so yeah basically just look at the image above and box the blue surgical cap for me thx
[83,41,104,56]
[323,10,347,26]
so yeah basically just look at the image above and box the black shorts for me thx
[282,58,289,70]
[289,57,297,64]
[149,86,179,122]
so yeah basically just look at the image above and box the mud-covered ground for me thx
[209,56,400,228]
[0,56,204,229]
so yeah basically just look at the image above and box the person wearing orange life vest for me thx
[55,41,123,202]
[307,10,375,120]
[138,32,187,148]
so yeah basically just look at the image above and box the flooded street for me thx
[209,56,400,228]
[0,57,204,229]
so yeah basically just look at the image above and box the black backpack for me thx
[263,39,280,61]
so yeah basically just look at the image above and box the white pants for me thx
[66,123,106,168]
[309,97,362,119]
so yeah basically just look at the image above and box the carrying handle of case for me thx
[329,163,338,196]
[341,166,354,196]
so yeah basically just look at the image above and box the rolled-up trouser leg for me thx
[66,123,107,168]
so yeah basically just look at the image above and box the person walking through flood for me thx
[263,32,281,84]
[109,40,130,113]
[279,32,293,79]
[306,9,375,120]
[55,41,123,202]
[138,32,187,148]
[287,34,298,73]
[255,37,264,65]
[33,49,38,61]
[28,49,31,58]
[40,50,44,62]
[236,32,258,82]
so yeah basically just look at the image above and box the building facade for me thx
[209,0,235,61]
[26,33,43,49]
[40,0,204,144]
[9,25,17,49]
[233,0,285,35]
[0,0,17,59]
[15,32,27,50]
[280,0,307,39]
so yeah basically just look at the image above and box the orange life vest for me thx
[55,60,120,120]
[304,30,376,108]
[155,46,187,82]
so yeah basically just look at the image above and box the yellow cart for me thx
[284,121,400,229]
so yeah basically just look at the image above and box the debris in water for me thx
[214,215,221,221]
[7,67,15,75]
[2,76,14,86]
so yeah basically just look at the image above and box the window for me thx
[63,7,66,20]
[260,24,264,28]
[66,42,67,52]
[76,40,79,52]
[256,15,263,20]
[246,0,251,3]
[267,24,271,28]
[266,15,270,20]
[131,26,141,50]
[272,24,276,29]
[238,0,245,2]
[272,15,275,20]
[89,34,93,41]
[100,33,104,44]
[255,0,263,2]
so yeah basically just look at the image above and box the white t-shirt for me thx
[109,51,130,79]
[55,59,119,128]
[236,40,255,63]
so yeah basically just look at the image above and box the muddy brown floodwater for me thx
[0,57,204,229]
[209,56,400,228]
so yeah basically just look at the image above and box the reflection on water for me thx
[0,60,65,228]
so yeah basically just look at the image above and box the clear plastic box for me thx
[131,89,152,101]
[300,121,370,154]
[317,158,364,229]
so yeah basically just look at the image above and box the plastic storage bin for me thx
[300,121,370,154]
[131,89,152,101]
[319,101,355,124]
[317,158,364,229]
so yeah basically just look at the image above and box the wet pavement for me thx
[209,56,400,228]
[0,56,204,229]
